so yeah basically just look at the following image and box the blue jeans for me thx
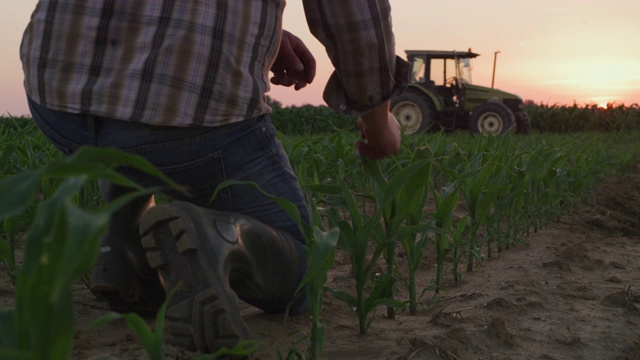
[27,97,310,245]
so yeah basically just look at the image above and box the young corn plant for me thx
[431,182,467,289]
[519,142,562,235]
[287,157,340,360]
[0,177,112,360]
[489,148,525,253]
[321,176,402,335]
[459,152,500,273]
[286,131,400,334]
[482,165,512,259]
[360,146,435,316]
[473,135,513,259]
[501,154,529,250]
[302,227,339,360]
[0,217,18,285]
[0,117,64,284]
[0,147,179,360]
[298,174,340,360]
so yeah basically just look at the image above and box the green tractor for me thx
[391,50,531,135]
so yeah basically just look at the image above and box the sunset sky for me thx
[2,1,639,117]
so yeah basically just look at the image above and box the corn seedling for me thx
[431,182,463,289]
[321,176,401,334]
[0,147,180,360]
[458,151,498,273]
[360,146,435,316]
[1,217,18,284]
[302,227,339,359]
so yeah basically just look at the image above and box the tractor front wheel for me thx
[469,102,515,135]
[515,111,532,134]
[391,91,436,135]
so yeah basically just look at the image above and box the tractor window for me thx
[411,58,426,83]
[430,59,455,86]
[457,57,473,84]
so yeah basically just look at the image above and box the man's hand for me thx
[270,30,316,90]
[356,101,401,160]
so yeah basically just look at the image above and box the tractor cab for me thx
[406,50,478,111]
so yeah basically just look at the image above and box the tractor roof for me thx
[405,50,480,59]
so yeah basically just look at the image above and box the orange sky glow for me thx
[2,1,639,116]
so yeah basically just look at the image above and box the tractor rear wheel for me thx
[391,91,436,135]
[469,102,515,135]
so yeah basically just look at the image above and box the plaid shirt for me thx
[21,0,407,127]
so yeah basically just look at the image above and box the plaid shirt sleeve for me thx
[303,0,409,114]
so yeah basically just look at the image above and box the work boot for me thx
[138,201,307,353]
[90,182,166,316]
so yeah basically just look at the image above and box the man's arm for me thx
[303,0,408,159]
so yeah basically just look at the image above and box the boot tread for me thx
[139,204,251,354]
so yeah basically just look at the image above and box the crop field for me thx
[1,103,640,359]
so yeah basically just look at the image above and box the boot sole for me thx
[139,204,251,353]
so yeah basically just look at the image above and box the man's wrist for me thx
[360,101,391,128]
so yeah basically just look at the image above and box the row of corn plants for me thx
[281,128,640,340]
[2,113,640,358]
[524,102,640,133]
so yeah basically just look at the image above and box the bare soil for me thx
[2,165,639,360]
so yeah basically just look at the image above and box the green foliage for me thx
[321,175,396,335]
[1,217,18,284]
[361,145,436,316]
[271,105,356,135]
[2,107,640,357]
[0,116,65,233]
[526,102,640,133]
[0,147,179,360]
[282,124,640,331]
[431,182,466,289]
[457,136,511,272]
[269,101,640,135]
[1,178,107,360]
[303,228,339,360]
